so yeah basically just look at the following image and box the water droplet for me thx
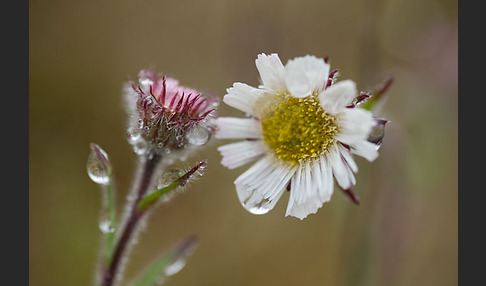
[163,258,187,276]
[186,128,210,146]
[158,168,184,189]
[127,129,141,144]
[247,206,271,215]
[142,97,154,109]
[133,141,148,155]
[147,152,155,160]
[87,145,110,185]
[243,197,273,215]
[99,220,115,234]
[138,119,145,128]
[140,78,153,86]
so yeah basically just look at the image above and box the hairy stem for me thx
[104,180,117,266]
[101,153,162,286]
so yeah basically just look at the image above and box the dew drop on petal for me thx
[247,206,271,215]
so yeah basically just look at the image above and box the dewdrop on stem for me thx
[87,143,112,185]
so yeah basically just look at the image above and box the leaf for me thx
[87,143,117,266]
[130,235,199,286]
[137,161,207,211]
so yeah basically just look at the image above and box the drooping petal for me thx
[235,156,296,215]
[350,140,379,162]
[255,53,286,92]
[335,108,376,146]
[338,145,358,173]
[327,144,356,190]
[285,161,326,220]
[218,140,267,169]
[284,55,330,98]
[215,117,262,139]
[319,79,357,115]
[318,155,334,202]
[223,83,265,117]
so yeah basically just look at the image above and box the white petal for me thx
[223,82,265,117]
[235,156,296,215]
[318,156,334,202]
[255,53,286,92]
[335,108,376,145]
[284,55,330,98]
[328,145,356,190]
[350,140,379,162]
[285,161,326,220]
[338,145,358,173]
[215,117,262,139]
[218,140,267,169]
[311,159,324,200]
[319,80,357,115]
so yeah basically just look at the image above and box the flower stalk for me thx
[89,68,217,286]
[101,153,162,286]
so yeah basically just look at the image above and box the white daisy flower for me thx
[216,53,386,220]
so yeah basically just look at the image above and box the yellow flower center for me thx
[261,94,338,165]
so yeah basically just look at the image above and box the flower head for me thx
[216,53,387,219]
[124,69,219,158]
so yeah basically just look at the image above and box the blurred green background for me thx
[29,0,457,285]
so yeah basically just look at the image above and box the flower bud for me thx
[124,69,219,157]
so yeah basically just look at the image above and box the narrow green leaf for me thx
[137,181,178,211]
[137,161,207,211]
[87,143,118,266]
[130,235,199,286]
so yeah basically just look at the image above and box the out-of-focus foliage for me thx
[29,0,457,285]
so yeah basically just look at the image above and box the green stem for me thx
[104,180,117,266]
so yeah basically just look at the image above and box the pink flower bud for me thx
[124,69,219,157]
